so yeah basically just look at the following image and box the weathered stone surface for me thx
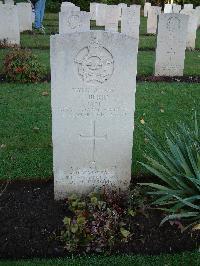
[144,2,151,17]
[181,9,198,49]
[195,7,200,27]
[155,14,188,76]
[0,4,20,45]
[61,2,80,13]
[51,31,138,199]
[59,10,90,34]
[4,0,14,5]
[90,2,97,20]
[105,5,119,32]
[121,5,141,42]
[147,6,162,34]
[164,4,173,13]
[184,4,193,10]
[17,3,32,32]
[96,3,107,26]
[118,3,127,20]
[173,5,182,14]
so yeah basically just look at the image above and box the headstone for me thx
[17,3,32,32]
[105,5,119,32]
[121,5,141,43]
[59,11,90,34]
[0,4,20,45]
[181,9,198,49]
[96,3,107,26]
[90,2,97,20]
[184,4,193,10]
[118,3,127,20]
[164,4,173,13]
[147,6,162,34]
[61,2,79,13]
[4,0,14,5]
[144,2,151,17]
[173,5,182,14]
[0,1,3,4]
[155,14,188,76]
[195,7,200,27]
[51,31,138,199]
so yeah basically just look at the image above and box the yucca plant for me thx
[139,114,200,230]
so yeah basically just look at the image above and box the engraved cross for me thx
[79,120,107,162]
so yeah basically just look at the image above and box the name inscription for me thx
[61,87,128,118]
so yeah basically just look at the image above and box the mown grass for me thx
[0,82,199,180]
[0,49,200,76]
[0,251,200,266]
[18,15,200,50]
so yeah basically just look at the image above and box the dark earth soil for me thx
[0,178,199,260]
[1,74,200,84]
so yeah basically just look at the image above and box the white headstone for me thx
[121,5,141,42]
[61,2,80,13]
[184,4,193,10]
[195,7,200,27]
[59,11,90,34]
[181,9,199,49]
[0,4,20,45]
[90,2,97,20]
[147,6,162,34]
[105,5,119,32]
[96,3,107,26]
[164,4,173,13]
[155,14,188,76]
[17,3,32,32]
[144,2,151,17]
[118,3,128,20]
[4,0,14,5]
[51,31,138,199]
[173,5,182,14]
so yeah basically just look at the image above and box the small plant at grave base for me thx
[139,113,200,231]
[3,49,46,83]
[60,189,134,253]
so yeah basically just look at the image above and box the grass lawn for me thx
[0,49,200,76]
[0,251,200,266]
[0,82,199,180]
[0,11,199,264]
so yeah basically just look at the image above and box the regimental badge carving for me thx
[68,15,80,29]
[74,37,114,84]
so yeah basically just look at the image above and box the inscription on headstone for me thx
[155,14,188,76]
[147,6,162,34]
[51,31,138,199]
[121,5,141,43]
[59,11,90,34]
[173,5,182,14]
